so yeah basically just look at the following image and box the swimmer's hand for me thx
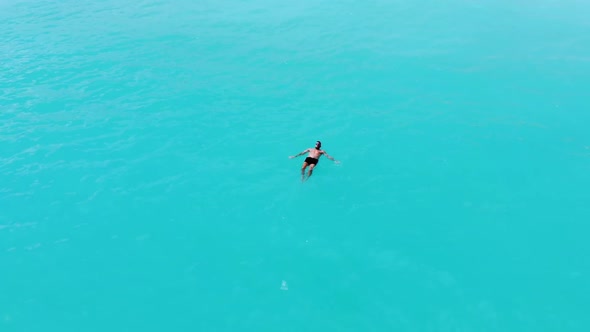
[334,160,341,164]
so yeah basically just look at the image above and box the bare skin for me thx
[289,142,339,181]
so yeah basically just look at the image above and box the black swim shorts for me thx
[305,157,318,165]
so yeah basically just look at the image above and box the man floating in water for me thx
[290,140,339,181]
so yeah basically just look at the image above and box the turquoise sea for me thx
[2,0,589,331]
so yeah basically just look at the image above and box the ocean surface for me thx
[1,0,589,331]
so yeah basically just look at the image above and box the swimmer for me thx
[289,140,339,181]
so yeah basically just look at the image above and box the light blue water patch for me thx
[1,0,590,331]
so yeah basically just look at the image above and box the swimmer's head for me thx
[315,141,322,149]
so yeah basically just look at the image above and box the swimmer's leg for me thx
[307,164,316,179]
[301,162,308,182]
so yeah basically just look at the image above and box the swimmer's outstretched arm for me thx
[323,151,340,163]
[289,149,309,159]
